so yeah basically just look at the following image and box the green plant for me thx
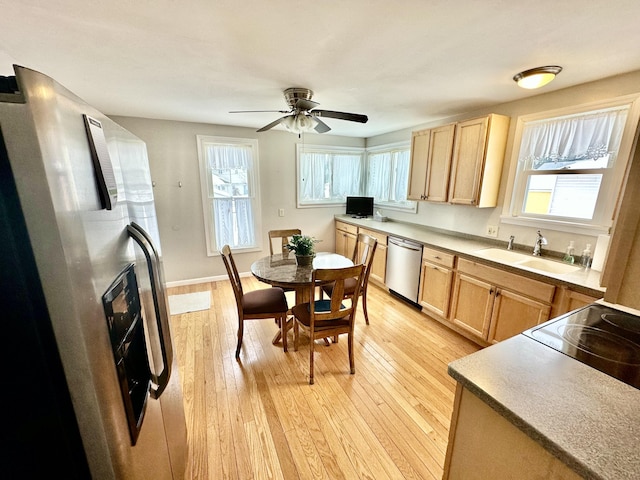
[286,234,320,256]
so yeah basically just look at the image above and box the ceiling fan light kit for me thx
[513,65,563,89]
[231,87,368,134]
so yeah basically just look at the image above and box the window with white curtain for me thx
[365,143,416,211]
[197,136,261,255]
[503,96,640,233]
[296,144,365,206]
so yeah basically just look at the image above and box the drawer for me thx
[359,227,387,246]
[457,258,555,304]
[335,220,358,235]
[423,247,455,268]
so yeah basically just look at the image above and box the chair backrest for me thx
[268,228,302,255]
[352,233,378,287]
[310,264,365,325]
[220,245,244,309]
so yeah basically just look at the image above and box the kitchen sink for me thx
[516,259,581,275]
[472,247,581,275]
[472,248,532,263]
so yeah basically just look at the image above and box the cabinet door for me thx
[370,243,387,284]
[419,260,453,318]
[425,124,456,202]
[408,129,430,200]
[335,229,347,256]
[448,116,489,206]
[450,273,494,339]
[487,289,551,344]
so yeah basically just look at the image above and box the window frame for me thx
[295,144,366,208]
[501,94,640,235]
[196,135,262,256]
[365,141,417,213]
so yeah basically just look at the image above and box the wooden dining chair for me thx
[220,245,290,357]
[322,233,378,325]
[291,264,366,385]
[268,228,302,256]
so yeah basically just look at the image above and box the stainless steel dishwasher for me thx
[385,237,423,304]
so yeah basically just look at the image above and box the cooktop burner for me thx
[522,304,640,389]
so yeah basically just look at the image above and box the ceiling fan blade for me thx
[229,109,290,114]
[293,98,319,111]
[312,109,368,123]
[313,117,331,134]
[256,116,288,132]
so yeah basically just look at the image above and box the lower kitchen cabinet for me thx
[419,247,455,318]
[449,259,554,345]
[443,384,582,480]
[335,220,357,258]
[359,227,387,285]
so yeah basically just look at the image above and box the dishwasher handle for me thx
[388,237,422,252]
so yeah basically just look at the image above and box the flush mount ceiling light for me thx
[513,65,563,89]
[281,113,316,134]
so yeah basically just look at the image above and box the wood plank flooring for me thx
[168,277,480,479]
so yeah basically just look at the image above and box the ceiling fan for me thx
[229,87,368,134]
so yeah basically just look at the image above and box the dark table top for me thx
[250,252,353,288]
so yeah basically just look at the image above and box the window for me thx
[197,136,261,255]
[296,143,416,211]
[296,144,365,206]
[503,96,640,233]
[365,143,416,211]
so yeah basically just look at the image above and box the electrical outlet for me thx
[278,208,285,217]
[486,225,499,237]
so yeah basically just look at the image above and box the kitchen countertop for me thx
[335,215,605,296]
[448,334,640,480]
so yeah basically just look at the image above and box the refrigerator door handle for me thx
[127,223,173,399]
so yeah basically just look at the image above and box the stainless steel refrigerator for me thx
[0,66,187,479]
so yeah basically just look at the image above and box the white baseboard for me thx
[165,271,252,288]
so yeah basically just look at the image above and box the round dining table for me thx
[250,251,354,345]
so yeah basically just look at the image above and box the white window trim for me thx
[501,94,640,235]
[196,135,263,256]
[365,141,417,213]
[295,143,366,208]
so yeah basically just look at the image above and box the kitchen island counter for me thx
[447,334,640,480]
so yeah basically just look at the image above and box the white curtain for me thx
[520,107,628,170]
[206,144,255,249]
[299,152,362,201]
[366,152,391,199]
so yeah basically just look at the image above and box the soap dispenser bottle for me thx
[580,244,592,268]
[562,241,575,264]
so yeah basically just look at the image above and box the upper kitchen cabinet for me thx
[408,114,510,207]
[449,114,510,207]
[408,124,456,201]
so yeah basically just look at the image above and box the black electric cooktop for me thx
[522,304,640,390]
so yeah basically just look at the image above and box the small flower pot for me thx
[295,254,314,266]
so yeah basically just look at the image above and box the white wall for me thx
[112,69,640,284]
[108,116,364,282]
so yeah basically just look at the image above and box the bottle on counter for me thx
[562,241,575,264]
[580,244,592,268]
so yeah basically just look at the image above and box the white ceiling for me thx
[2,1,640,138]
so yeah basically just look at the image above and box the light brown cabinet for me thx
[449,259,554,344]
[418,247,455,318]
[408,114,509,207]
[358,227,387,285]
[334,220,357,258]
[444,385,582,480]
[408,124,456,201]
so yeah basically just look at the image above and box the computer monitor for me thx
[345,196,374,218]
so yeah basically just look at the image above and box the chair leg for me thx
[309,334,315,385]
[281,314,288,353]
[235,319,244,359]
[293,320,299,351]
[362,291,370,325]
[348,332,355,374]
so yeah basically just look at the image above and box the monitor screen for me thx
[346,196,374,218]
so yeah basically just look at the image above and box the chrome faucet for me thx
[533,230,547,256]
[507,235,515,250]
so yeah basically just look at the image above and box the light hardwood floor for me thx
[168,277,480,480]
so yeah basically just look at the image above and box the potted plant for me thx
[286,234,320,266]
